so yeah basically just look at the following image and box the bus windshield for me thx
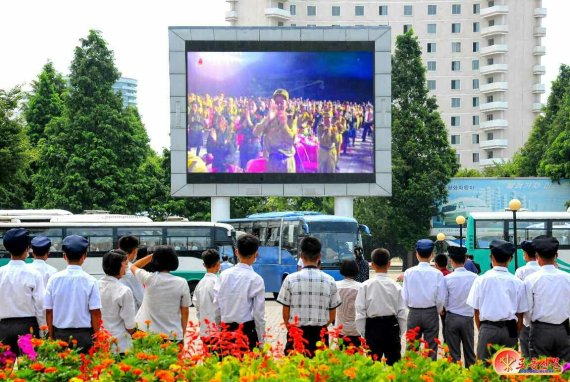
[310,231,359,266]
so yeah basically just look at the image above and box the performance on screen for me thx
[186,50,375,177]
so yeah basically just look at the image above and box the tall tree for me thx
[355,31,459,258]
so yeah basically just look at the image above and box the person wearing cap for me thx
[317,112,339,173]
[466,239,528,361]
[524,236,570,362]
[118,235,144,311]
[253,89,298,173]
[28,236,58,287]
[402,239,446,360]
[0,228,45,353]
[443,245,477,367]
[514,239,540,358]
[353,246,369,283]
[44,235,102,353]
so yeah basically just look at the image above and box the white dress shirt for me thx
[355,273,407,337]
[192,273,220,336]
[98,276,136,353]
[524,265,570,325]
[514,260,540,326]
[120,266,145,311]
[219,262,234,273]
[0,260,45,325]
[28,259,58,287]
[44,265,102,328]
[443,267,477,317]
[466,266,528,322]
[335,278,361,336]
[402,262,446,313]
[213,263,266,343]
[134,270,191,340]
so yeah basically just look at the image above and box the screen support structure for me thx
[334,197,354,218]
[211,197,230,222]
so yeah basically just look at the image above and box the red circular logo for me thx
[493,348,522,375]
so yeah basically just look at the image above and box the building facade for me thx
[225,0,546,169]
[112,77,138,108]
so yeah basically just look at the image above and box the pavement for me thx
[337,129,374,173]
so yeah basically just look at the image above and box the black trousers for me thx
[365,316,401,365]
[286,325,328,357]
[0,317,39,354]
[226,320,258,351]
[53,327,93,354]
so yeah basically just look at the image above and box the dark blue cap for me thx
[447,245,467,256]
[31,236,52,252]
[62,235,89,255]
[520,240,536,257]
[416,239,434,253]
[490,239,515,257]
[3,228,30,254]
[533,236,558,256]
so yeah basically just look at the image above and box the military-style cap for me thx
[520,240,536,257]
[62,235,89,255]
[3,228,30,254]
[447,245,467,256]
[533,236,559,255]
[416,239,434,252]
[490,239,515,257]
[31,236,52,252]
[273,88,289,101]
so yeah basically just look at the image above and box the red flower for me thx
[44,367,57,373]
[31,363,44,372]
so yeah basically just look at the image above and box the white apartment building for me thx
[225,0,546,169]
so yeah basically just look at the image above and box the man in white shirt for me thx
[514,240,540,358]
[0,228,44,353]
[467,239,528,361]
[402,239,446,360]
[444,246,477,367]
[118,236,144,311]
[98,250,136,353]
[193,249,221,339]
[335,260,361,347]
[28,236,58,287]
[355,248,406,365]
[524,236,570,362]
[219,255,233,273]
[45,235,102,354]
[214,234,265,351]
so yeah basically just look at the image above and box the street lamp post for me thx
[436,233,446,255]
[456,215,466,247]
[508,198,522,270]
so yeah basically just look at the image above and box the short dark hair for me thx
[222,255,229,261]
[300,236,322,262]
[491,250,512,264]
[137,247,156,272]
[33,246,49,258]
[118,236,139,254]
[202,249,220,268]
[340,259,359,278]
[102,250,127,276]
[434,254,448,268]
[151,246,179,272]
[371,248,390,267]
[416,248,432,259]
[65,248,86,261]
[237,234,259,258]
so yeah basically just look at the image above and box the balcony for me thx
[480,82,509,94]
[481,25,509,37]
[480,44,509,57]
[480,157,508,167]
[225,10,238,21]
[481,5,509,18]
[480,139,508,149]
[532,103,544,113]
[533,46,546,56]
[480,64,508,75]
[480,119,508,131]
[534,8,547,18]
[480,101,508,112]
[264,7,291,20]
[534,26,546,37]
[532,84,545,94]
[533,65,546,75]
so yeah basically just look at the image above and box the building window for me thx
[379,5,388,16]
[427,80,436,90]
[332,6,340,16]
[452,4,461,14]
[278,21,284,27]
[428,4,437,15]
[487,132,494,140]
[355,5,364,16]
[427,23,437,34]
[473,153,480,163]
[473,79,480,89]
[451,61,461,71]
[487,114,494,121]
[488,38,495,46]
[427,43,437,53]
[473,42,480,52]
[488,19,495,27]
[488,1,495,7]
[472,134,480,144]
[451,80,461,90]
[472,60,479,70]
[307,5,316,16]
[472,115,480,125]
[451,135,461,145]
[473,4,480,14]
[403,24,412,33]
[487,151,494,159]
[487,77,494,84]
[452,42,461,53]
[291,23,296,26]
[487,58,494,65]
[404,5,413,16]
[427,61,437,71]
[451,98,461,108]
[290,4,296,15]
[486,95,494,103]
[451,116,460,126]
[473,22,480,32]
[278,2,284,10]
[473,97,480,107]
[452,23,461,33]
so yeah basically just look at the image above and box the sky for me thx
[0,0,567,152]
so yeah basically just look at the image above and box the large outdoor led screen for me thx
[185,41,375,183]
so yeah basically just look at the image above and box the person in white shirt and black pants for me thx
[524,236,570,363]
[28,236,57,288]
[193,249,221,341]
[443,246,477,367]
[118,236,144,311]
[402,239,446,361]
[0,228,44,354]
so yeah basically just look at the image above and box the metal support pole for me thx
[513,210,518,270]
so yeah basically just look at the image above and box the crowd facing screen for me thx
[185,43,376,183]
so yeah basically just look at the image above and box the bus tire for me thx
[188,280,199,306]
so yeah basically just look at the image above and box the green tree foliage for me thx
[355,31,459,258]
[230,197,333,219]
[455,168,482,177]
[0,87,32,208]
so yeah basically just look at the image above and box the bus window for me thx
[214,227,231,242]
[281,222,299,258]
[252,222,267,245]
[67,228,113,253]
[117,227,163,248]
[518,222,547,241]
[27,228,64,257]
[474,220,504,249]
[266,221,281,247]
[552,221,570,245]
[240,222,253,234]
[166,228,211,251]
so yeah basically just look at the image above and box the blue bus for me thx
[221,212,370,296]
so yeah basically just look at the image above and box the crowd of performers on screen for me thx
[186,90,375,174]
